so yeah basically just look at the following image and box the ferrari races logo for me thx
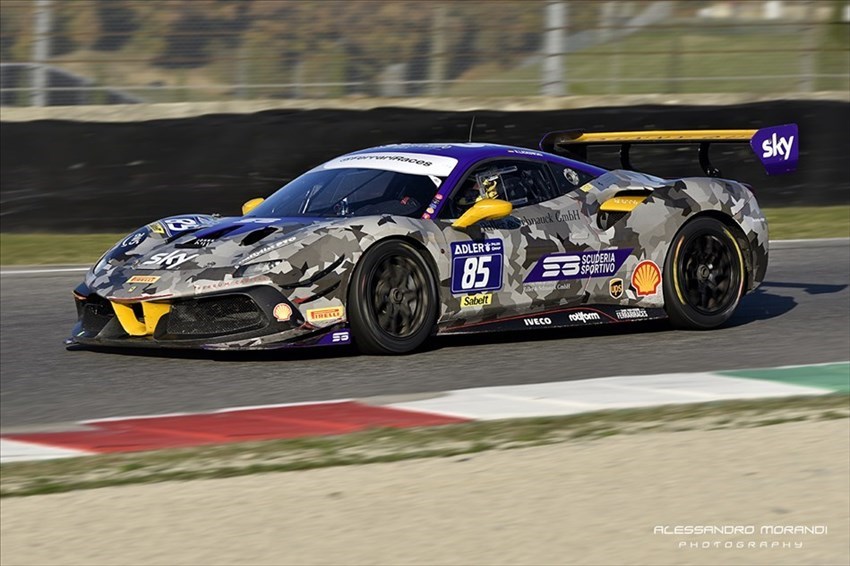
[631,260,661,296]
[615,308,649,320]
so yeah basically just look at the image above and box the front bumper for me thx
[67,285,348,350]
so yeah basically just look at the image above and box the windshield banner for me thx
[322,152,458,177]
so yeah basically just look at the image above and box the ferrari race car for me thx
[67,124,797,354]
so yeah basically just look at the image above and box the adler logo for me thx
[523,317,552,326]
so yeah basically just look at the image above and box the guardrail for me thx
[1,100,847,232]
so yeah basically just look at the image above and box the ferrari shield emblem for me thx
[609,278,624,299]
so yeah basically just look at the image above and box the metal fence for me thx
[1,0,848,106]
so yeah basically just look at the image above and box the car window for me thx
[248,168,439,218]
[547,162,595,195]
[444,160,558,218]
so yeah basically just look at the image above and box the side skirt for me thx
[437,305,667,335]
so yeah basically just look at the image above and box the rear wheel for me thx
[348,239,438,354]
[663,217,746,329]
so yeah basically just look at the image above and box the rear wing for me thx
[539,124,798,177]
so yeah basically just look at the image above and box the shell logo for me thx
[631,260,661,296]
[273,303,292,322]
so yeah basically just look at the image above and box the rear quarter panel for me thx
[587,173,768,307]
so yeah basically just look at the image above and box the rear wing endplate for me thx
[539,124,798,177]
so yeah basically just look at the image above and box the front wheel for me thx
[348,239,438,354]
[663,217,746,329]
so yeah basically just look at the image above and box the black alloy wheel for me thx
[348,239,438,354]
[663,217,746,329]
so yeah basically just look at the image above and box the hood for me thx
[86,216,342,300]
[130,216,323,272]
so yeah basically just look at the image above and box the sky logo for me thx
[751,124,798,175]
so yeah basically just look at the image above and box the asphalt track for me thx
[1,239,848,429]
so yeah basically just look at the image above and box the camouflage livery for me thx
[67,140,770,351]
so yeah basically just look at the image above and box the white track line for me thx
[0,439,94,464]
[81,399,354,424]
[771,237,849,247]
[0,267,89,275]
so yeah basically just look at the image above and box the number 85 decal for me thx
[460,256,492,290]
[450,239,503,295]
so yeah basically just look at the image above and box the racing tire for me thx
[663,217,746,330]
[348,239,438,354]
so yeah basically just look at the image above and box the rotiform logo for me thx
[569,311,601,323]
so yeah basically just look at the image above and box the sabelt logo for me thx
[306,306,345,323]
[523,317,552,326]
[568,311,601,323]
[127,275,160,284]
[460,293,492,308]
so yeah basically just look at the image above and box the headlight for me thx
[238,260,283,277]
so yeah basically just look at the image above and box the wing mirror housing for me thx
[451,199,513,229]
[242,197,265,216]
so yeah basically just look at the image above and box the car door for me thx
[437,158,599,326]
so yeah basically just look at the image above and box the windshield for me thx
[247,168,442,218]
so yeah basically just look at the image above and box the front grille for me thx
[165,294,266,337]
[81,295,114,334]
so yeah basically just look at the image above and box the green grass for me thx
[0,206,847,266]
[0,233,125,266]
[446,25,850,96]
[1,394,847,498]
[764,205,850,240]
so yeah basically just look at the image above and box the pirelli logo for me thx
[127,275,161,284]
[305,306,345,324]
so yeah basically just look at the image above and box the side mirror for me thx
[451,199,513,229]
[242,197,264,216]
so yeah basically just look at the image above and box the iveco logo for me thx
[568,311,601,323]
[523,317,552,326]
[541,255,580,279]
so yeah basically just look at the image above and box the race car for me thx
[67,124,797,354]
